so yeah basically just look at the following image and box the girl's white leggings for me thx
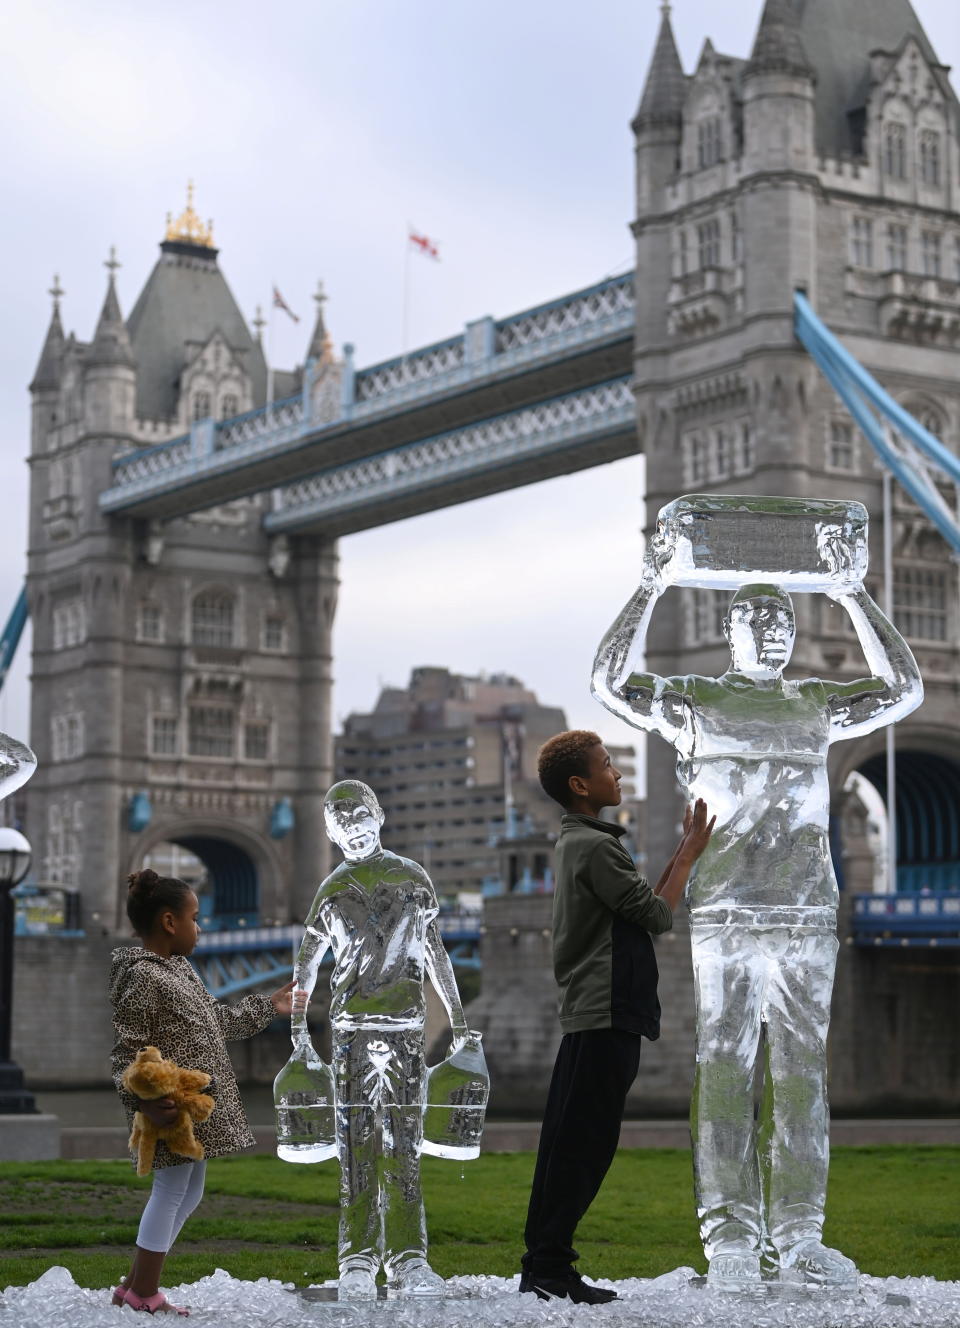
[137,1160,207,1253]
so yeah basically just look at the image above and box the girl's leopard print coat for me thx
[110,946,275,1170]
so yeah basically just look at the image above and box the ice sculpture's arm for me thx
[821,587,924,740]
[591,556,686,741]
[424,877,468,1042]
[291,892,332,1044]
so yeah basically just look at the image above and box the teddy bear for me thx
[122,1045,216,1176]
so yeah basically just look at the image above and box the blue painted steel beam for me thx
[0,587,29,694]
[794,292,960,555]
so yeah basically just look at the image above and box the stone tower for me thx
[26,190,340,938]
[633,0,960,889]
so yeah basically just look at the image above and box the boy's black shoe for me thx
[519,1270,618,1304]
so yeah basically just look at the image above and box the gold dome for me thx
[164,181,215,249]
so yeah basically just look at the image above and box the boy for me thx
[520,730,713,1303]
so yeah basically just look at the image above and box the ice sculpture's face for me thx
[325,798,384,860]
[725,595,796,677]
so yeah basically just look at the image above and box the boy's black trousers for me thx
[522,1027,643,1279]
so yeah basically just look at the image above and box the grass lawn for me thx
[0,1146,957,1290]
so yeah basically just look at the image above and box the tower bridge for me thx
[13,0,960,1105]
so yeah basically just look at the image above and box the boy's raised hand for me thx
[682,799,715,860]
[270,979,304,1016]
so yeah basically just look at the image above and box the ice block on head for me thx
[655,493,868,592]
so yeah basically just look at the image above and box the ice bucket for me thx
[655,493,868,592]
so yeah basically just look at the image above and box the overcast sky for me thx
[3,0,957,779]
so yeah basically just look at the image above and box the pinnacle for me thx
[746,0,813,78]
[633,4,687,132]
[86,267,135,370]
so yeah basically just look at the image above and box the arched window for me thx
[220,393,238,419]
[192,391,212,421]
[883,122,907,179]
[191,591,235,647]
[919,131,941,188]
[697,117,722,169]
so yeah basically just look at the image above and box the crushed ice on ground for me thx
[2,1265,960,1327]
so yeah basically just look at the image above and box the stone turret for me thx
[83,251,136,433]
[742,0,816,175]
[29,278,66,451]
[633,1,686,215]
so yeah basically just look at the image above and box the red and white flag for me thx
[272,285,300,322]
[408,229,440,261]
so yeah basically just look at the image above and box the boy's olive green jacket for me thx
[552,813,672,1039]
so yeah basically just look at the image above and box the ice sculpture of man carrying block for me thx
[591,495,923,1292]
[275,780,487,1299]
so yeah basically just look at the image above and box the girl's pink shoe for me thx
[122,1289,190,1316]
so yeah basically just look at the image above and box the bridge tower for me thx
[25,192,338,940]
[632,0,960,1107]
[634,0,960,889]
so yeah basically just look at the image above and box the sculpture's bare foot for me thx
[707,1253,762,1291]
[780,1239,858,1288]
[338,1267,377,1299]
[389,1260,444,1296]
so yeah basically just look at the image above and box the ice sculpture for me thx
[274,780,489,1298]
[0,733,36,803]
[591,494,923,1292]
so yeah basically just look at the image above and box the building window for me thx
[921,230,941,278]
[738,420,755,473]
[243,722,270,761]
[52,599,85,649]
[883,122,907,179]
[828,418,856,470]
[688,434,708,484]
[698,218,721,269]
[851,217,873,267]
[955,236,960,283]
[894,567,947,642]
[191,591,235,647]
[137,601,163,643]
[188,706,234,758]
[730,211,741,263]
[220,394,238,419]
[919,130,941,188]
[687,589,728,645]
[886,223,907,271]
[192,391,212,421]
[262,616,285,651]
[51,713,84,762]
[713,427,731,478]
[697,116,722,169]
[151,715,178,756]
[677,229,689,277]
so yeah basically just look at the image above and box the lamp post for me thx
[0,826,36,1113]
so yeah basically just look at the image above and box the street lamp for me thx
[0,826,36,1113]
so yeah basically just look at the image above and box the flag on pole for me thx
[408,229,440,261]
[272,286,300,322]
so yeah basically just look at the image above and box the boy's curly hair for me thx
[537,730,602,807]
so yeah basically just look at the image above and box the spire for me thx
[86,247,136,369]
[164,180,216,250]
[30,276,66,392]
[306,280,334,365]
[633,2,687,132]
[746,0,813,79]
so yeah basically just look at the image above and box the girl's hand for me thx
[681,799,716,861]
[138,1097,179,1128]
[270,979,303,1016]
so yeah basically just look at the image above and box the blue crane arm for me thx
[0,587,29,693]
[793,292,960,557]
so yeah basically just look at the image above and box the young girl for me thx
[110,868,296,1315]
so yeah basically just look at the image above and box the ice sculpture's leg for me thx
[334,1032,381,1277]
[381,1030,434,1289]
[690,926,766,1266]
[760,929,854,1283]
